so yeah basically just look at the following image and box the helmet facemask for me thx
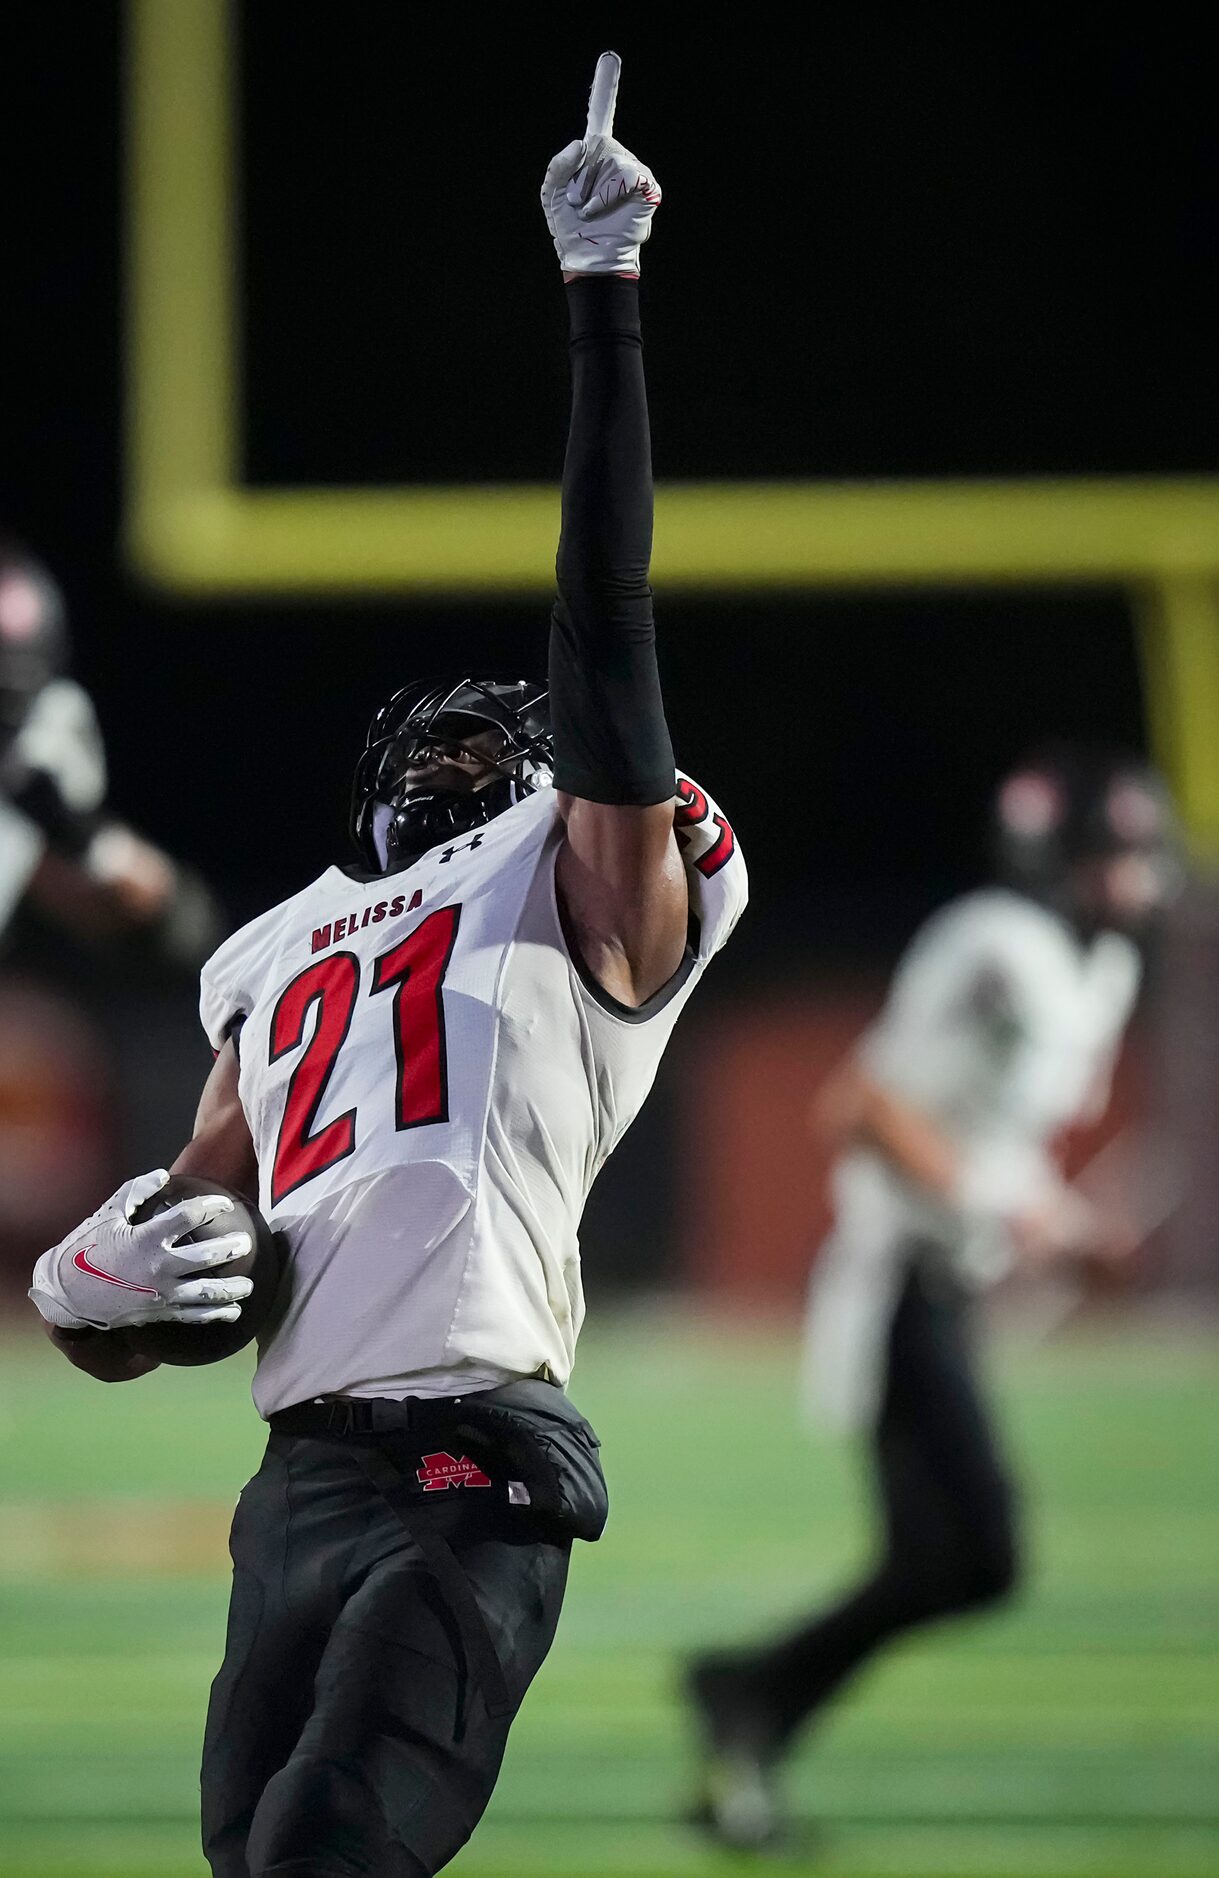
[992,746,1183,937]
[351,678,553,873]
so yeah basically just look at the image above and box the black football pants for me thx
[739,1258,1021,1748]
[201,1430,570,1878]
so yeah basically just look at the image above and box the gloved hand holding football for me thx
[29,1168,254,1333]
[541,51,661,278]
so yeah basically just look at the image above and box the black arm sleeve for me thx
[549,277,676,806]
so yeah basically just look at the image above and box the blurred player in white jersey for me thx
[687,745,1178,1850]
[29,57,746,1878]
[0,538,219,964]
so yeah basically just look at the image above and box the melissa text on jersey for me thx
[311,887,424,955]
[199,781,747,1417]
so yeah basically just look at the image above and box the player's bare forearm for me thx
[171,1039,260,1199]
[815,1063,959,1201]
[27,831,219,970]
[821,1065,1125,1265]
[41,1319,160,1382]
[26,847,147,940]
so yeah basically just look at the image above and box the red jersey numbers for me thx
[372,903,460,1131]
[675,777,737,878]
[269,953,359,1205]
[268,905,461,1206]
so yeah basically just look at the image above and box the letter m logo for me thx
[416,1451,492,1491]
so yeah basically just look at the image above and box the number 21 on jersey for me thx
[267,905,460,1205]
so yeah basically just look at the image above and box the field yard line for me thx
[0,1500,231,1576]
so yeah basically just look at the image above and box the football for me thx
[123,1175,284,1367]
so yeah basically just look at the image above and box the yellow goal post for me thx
[125,0,1219,855]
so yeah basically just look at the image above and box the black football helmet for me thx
[992,744,1182,914]
[350,676,553,872]
[0,542,69,752]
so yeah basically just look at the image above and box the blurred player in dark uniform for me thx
[0,539,219,964]
[687,747,1179,1850]
[29,56,747,1878]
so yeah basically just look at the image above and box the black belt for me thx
[269,1395,514,1727]
[269,1395,461,1437]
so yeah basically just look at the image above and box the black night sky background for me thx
[3,4,1216,973]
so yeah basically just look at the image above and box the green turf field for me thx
[0,1309,1215,1877]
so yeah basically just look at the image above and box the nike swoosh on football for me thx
[72,1246,158,1294]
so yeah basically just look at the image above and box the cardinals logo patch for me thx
[416,1451,492,1492]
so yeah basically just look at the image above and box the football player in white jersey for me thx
[30,56,746,1878]
[687,746,1178,1851]
[0,538,219,963]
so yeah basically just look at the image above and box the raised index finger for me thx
[585,51,620,143]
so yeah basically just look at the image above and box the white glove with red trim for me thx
[29,1169,253,1333]
[541,51,661,277]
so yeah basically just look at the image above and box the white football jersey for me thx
[0,679,107,934]
[805,889,1141,1428]
[200,775,746,1417]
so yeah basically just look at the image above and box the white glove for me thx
[29,1169,253,1333]
[541,51,661,277]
